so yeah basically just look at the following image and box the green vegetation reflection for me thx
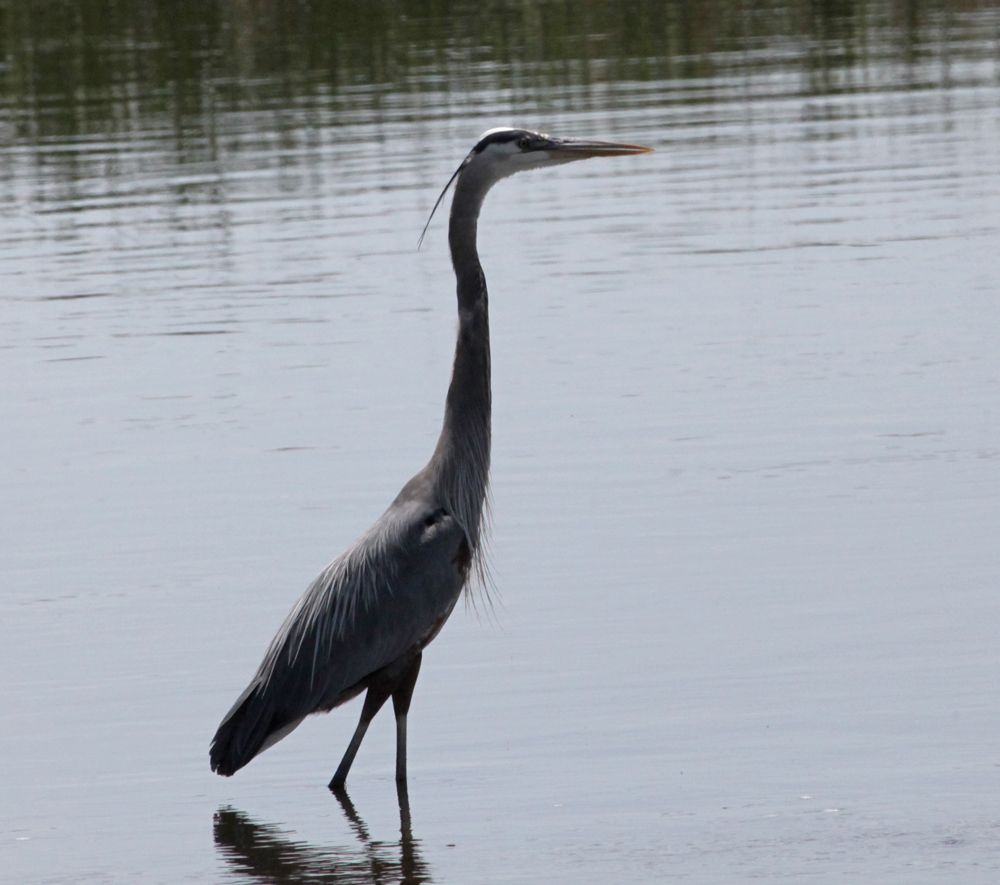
[1,0,997,144]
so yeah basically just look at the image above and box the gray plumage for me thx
[209,128,651,787]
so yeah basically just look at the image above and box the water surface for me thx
[2,2,999,882]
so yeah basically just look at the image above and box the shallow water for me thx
[2,2,1000,882]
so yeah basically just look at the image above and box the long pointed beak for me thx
[542,137,654,159]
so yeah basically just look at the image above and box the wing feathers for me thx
[210,500,467,775]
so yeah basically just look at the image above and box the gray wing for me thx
[210,495,470,776]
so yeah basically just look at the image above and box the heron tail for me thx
[209,681,304,776]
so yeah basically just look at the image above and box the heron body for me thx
[210,128,651,788]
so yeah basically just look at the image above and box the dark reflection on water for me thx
[1,0,997,191]
[215,784,431,885]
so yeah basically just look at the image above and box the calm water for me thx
[2,2,999,882]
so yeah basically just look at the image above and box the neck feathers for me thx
[426,166,494,570]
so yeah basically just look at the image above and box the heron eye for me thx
[517,137,530,150]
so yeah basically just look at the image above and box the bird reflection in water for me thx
[214,782,431,884]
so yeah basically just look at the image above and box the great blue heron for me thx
[210,128,652,788]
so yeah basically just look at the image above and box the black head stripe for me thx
[472,128,534,153]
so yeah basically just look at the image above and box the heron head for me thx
[468,127,652,178]
[418,128,652,247]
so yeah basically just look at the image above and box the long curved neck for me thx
[427,167,495,553]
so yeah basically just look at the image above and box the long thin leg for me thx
[329,682,393,790]
[391,653,422,784]
[395,778,413,841]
